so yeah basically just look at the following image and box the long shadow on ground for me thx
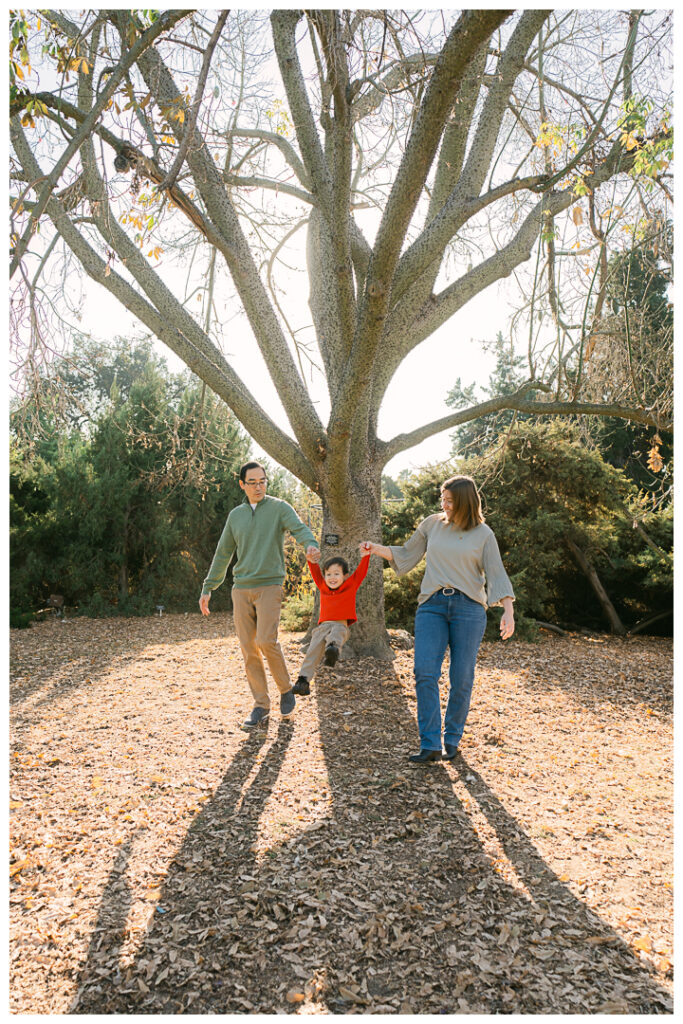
[70,652,672,1015]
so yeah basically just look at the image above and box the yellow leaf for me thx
[91,776,104,789]
[9,801,23,809]
[572,206,583,226]
[634,935,652,952]
[286,990,305,1003]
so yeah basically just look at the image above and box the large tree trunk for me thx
[566,537,626,635]
[317,461,393,661]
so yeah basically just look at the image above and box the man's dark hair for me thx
[323,556,349,574]
[239,461,266,483]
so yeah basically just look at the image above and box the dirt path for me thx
[10,615,673,1014]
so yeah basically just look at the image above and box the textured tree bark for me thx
[566,538,626,635]
[317,461,392,660]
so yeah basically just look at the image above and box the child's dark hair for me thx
[323,556,348,574]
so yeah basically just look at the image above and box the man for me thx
[199,461,320,729]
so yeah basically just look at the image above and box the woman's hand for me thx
[499,598,515,639]
[359,541,374,555]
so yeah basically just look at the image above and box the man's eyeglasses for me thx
[244,478,267,487]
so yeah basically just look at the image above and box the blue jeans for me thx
[413,590,487,751]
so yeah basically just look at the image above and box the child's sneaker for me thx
[292,675,310,696]
[323,643,339,667]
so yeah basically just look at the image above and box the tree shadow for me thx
[66,650,671,1015]
[72,721,289,1013]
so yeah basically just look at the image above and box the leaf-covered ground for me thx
[10,614,673,1014]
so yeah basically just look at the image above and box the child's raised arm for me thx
[307,557,325,588]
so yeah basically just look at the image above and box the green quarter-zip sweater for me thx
[201,495,319,594]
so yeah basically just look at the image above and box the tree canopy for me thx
[10,9,673,653]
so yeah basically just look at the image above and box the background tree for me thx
[381,423,672,637]
[10,10,673,655]
[10,338,254,620]
[446,331,530,457]
[578,216,673,498]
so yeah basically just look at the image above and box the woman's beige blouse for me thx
[389,515,515,608]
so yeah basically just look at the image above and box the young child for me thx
[292,549,370,695]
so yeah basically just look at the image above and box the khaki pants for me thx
[299,620,350,680]
[231,585,291,709]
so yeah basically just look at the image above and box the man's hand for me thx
[199,593,211,616]
[306,545,321,563]
[359,541,373,555]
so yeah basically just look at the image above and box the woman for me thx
[363,475,514,764]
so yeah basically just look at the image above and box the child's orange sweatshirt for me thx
[307,554,370,624]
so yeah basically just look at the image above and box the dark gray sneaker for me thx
[280,689,296,717]
[323,643,339,667]
[292,675,310,696]
[241,706,269,730]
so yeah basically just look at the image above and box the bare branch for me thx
[382,393,668,464]
[224,128,311,187]
[10,10,192,279]
[157,11,229,192]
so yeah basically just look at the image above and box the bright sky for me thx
[79,270,510,479]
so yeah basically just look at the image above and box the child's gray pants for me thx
[299,620,349,679]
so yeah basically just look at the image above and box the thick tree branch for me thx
[309,11,357,366]
[365,11,512,294]
[10,9,191,279]
[271,11,334,213]
[381,394,669,464]
[223,173,315,205]
[135,40,327,464]
[224,128,311,187]
[10,118,317,488]
[392,11,549,302]
[329,10,512,470]
[403,138,643,355]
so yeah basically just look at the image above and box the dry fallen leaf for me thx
[9,619,672,1016]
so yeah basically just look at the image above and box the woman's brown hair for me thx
[441,475,484,530]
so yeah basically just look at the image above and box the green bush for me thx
[382,565,422,631]
[10,608,35,629]
[381,421,672,635]
[280,591,314,632]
